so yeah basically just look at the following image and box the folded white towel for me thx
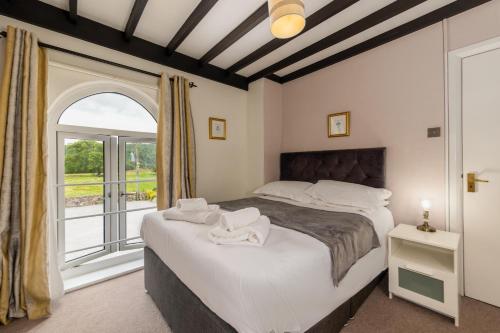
[176,198,209,211]
[220,207,261,232]
[163,204,220,224]
[208,215,270,247]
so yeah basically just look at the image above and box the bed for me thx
[141,147,393,333]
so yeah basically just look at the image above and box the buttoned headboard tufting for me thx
[280,148,386,188]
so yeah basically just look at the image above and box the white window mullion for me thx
[109,136,119,253]
[118,137,127,250]
[57,206,158,222]
[103,135,113,254]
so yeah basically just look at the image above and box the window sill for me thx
[63,249,144,293]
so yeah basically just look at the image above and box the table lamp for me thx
[417,199,436,232]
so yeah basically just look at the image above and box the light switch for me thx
[427,127,441,138]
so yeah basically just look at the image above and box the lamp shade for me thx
[268,0,305,39]
[421,199,432,210]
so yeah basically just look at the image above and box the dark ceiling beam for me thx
[226,0,359,74]
[166,0,219,56]
[265,74,282,84]
[68,0,77,23]
[124,0,149,40]
[199,2,268,65]
[248,0,428,82]
[0,0,248,90]
[281,0,493,83]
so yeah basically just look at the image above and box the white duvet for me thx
[140,197,394,333]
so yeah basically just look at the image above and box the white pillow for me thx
[310,199,376,214]
[254,181,313,203]
[305,180,391,210]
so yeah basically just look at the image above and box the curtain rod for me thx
[0,30,197,88]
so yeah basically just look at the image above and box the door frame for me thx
[447,35,500,294]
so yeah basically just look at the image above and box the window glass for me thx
[59,93,156,133]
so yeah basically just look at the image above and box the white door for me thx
[118,137,157,251]
[57,132,157,268]
[57,132,113,266]
[463,47,500,307]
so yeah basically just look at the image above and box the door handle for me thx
[467,172,489,192]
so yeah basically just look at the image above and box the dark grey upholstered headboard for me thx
[280,148,386,188]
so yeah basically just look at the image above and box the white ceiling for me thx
[41,0,135,31]
[275,0,455,76]
[210,0,333,68]
[236,0,397,76]
[135,0,201,46]
[39,0,458,80]
[177,0,267,59]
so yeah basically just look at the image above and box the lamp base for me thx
[417,221,436,232]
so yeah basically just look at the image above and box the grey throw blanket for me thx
[218,197,380,286]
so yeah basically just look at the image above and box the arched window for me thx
[55,91,157,267]
[59,92,156,133]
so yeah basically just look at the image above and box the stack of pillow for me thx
[254,180,391,213]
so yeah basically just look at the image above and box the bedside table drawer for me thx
[398,267,444,302]
[389,259,458,317]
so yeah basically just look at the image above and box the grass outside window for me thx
[64,169,156,198]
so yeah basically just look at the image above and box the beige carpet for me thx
[3,270,500,333]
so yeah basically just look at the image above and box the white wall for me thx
[246,80,265,195]
[263,79,283,183]
[245,78,284,193]
[0,15,251,202]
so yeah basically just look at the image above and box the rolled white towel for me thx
[164,204,220,224]
[176,198,208,211]
[208,215,271,247]
[220,207,261,232]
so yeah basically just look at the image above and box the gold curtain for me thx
[157,74,196,209]
[0,26,51,324]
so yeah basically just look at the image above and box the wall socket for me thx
[427,127,441,138]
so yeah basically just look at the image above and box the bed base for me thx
[144,246,386,333]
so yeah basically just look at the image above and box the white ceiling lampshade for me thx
[268,0,305,39]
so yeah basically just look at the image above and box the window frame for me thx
[49,86,158,271]
[57,92,157,133]
[118,136,157,251]
[57,131,113,266]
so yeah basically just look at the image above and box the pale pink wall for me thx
[278,0,500,229]
[263,79,283,183]
[447,0,500,51]
[281,23,446,228]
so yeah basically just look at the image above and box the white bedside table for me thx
[388,224,460,326]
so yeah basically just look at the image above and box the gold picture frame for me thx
[209,117,227,140]
[328,112,350,137]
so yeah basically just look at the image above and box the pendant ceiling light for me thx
[268,0,305,39]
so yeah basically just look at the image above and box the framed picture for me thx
[328,112,350,137]
[209,117,226,140]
